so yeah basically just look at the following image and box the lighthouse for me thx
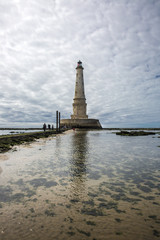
[71,60,88,119]
[60,61,102,129]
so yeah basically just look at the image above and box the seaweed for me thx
[70,199,79,203]
[121,196,141,203]
[153,229,160,237]
[44,209,55,217]
[29,208,35,213]
[88,192,98,198]
[77,228,91,237]
[111,193,125,201]
[68,217,73,223]
[12,193,25,201]
[130,191,140,196]
[0,186,24,203]
[67,231,75,236]
[115,218,122,222]
[66,204,71,209]
[141,196,155,200]
[137,185,152,193]
[116,232,123,235]
[28,178,57,188]
[81,208,105,216]
[45,181,58,188]
[144,181,156,188]
[86,220,96,226]
[26,190,36,198]
[148,215,157,220]
[99,201,118,209]
[152,202,159,205]
[131,207,140,210]
[97,198,107,202]
[32,198,38,202]
[82,200,94,206]
[115,209,126,213]
[0,185,13,202]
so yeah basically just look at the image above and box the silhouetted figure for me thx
[48,124,51,130]
[43,123,46,132]
[52,125,54,130]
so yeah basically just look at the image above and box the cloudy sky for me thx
[0,0,160,128]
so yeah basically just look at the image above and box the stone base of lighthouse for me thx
[60,118,102,129]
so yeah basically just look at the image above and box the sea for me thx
[0,129,160,240]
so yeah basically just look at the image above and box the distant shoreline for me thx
[103,128,160,130]
[1,127,160,131]
[0,128,42,130]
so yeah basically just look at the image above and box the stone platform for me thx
[60,118,102,129]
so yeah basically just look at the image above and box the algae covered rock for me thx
[116,131,156,136]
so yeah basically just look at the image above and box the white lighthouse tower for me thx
[71,60,88,119]
[60,61,102,129]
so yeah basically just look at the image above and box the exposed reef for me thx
[0,130,63,153]
[116,130,156,136]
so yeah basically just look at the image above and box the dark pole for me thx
[59,112,61,132]
[56,110,58,132]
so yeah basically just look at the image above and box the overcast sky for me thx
[0,0,160,128]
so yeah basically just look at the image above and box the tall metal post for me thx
[56,110,58,132]
[59,112,61,132]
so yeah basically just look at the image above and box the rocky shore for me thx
[0,130,63,153]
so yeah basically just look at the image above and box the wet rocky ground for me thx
[0,130,63,153]
[116,130,157,136]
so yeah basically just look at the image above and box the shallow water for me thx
[0,130,160,240]
[0,129,43,136]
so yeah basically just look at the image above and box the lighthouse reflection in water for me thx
[69,131,88,200]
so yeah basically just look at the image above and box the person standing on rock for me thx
[43,123,46,132]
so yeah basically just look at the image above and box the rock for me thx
[116,131,156,136]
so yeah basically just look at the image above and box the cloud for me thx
[0,0,160,127]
